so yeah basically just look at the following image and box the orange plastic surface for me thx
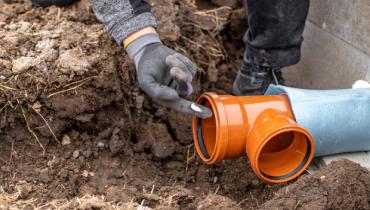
[192,93,315,183]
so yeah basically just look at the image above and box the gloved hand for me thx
[125,33,212,119]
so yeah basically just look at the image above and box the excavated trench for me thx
[0,0,370,209]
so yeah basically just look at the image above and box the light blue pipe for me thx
[265,84,370,157]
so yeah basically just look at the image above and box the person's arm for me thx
[87,0,212,119]
[123,26,156,46]
[87,0,157,45]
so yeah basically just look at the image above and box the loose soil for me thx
[0,0,369,209]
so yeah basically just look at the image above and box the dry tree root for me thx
[0,103,7,113]
[20,106,45,155]
[28,104,60,144]
[47,76,100,98]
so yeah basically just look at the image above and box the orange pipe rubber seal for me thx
[192,92,315,183]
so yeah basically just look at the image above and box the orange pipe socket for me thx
[192,93,315,183]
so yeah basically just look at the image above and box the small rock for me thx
[69,174,77,185]
[148,124,175,160]
[11,151,19,160]
[54,158,61,166]
[39,169,50,183]
[63,152,72,159]
[82,150,92,158]
[59,40,69,49]
[252,179,260,186]
[19,46,28,56]
[51,33,60,39]
[17,180,27,185]
[75,114,95,123]
[73,150,80,158]
[12,57,34,73]
[32,102,42,113]
[0,49,8,58]
[22,21,33,28]
[133,140,147,153]
[93,151,99,158]
[89,172,95,177]
[35,39,57,53]
[82,170,89,177]
[18,21,32,33]
[146,116,153,124]
[0,59,12,69]
[18,183,33,199]
[5,36,19,46]
[70,129,80,140]
[56,50,91,75]
[0,22,5,28]
[79,156,85,167]
[213,176,218,183]
[79,184,94,195]
[112,127,120,136]
[97,142,104,148]
[59,169,69,182]
[1,165,11,172]
[34,61,48,72]
[207,63,218,82]
[62,135,71,145]
[320,176,326,181]
[109,134,124,154]
[154,108,165,118]
[47,160,54,167]
[0,69,12,78]
[26,51,36,57]
[117,118,125,127]
[9,24,19,30]
[80,132,91,142]
[39,48,58,62]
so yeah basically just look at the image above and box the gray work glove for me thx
[126,33,212,119]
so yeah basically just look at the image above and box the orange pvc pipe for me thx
[192,92,315,183]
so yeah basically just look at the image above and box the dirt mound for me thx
[260,159,370,210]
[0,0,261,209]
[3,159,370,209]
[0,185,241,209]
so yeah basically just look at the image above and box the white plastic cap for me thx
[352,80,370,89]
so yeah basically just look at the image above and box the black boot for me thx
[30,0,79,7]
[233,0,309,96]
[233,51,285,96]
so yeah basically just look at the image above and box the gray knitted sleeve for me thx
[88,0,158,46]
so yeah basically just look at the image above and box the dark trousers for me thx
[243,0,310,68]
[30,0,79,7]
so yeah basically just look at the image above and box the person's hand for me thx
[124,30,212,119]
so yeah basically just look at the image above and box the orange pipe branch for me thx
[192,93,315,183]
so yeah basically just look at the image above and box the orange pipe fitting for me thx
[192,93,315,183]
